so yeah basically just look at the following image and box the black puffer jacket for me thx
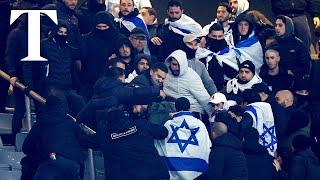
[206,133,248,180]
[271,0,320,17]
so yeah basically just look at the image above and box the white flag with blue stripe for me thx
[155,111,212,180]
[245,102,278,156]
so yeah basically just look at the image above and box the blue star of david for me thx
[259,124,277,152]
[167,119,200,153]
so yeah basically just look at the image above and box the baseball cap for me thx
[130,28,147,40]
[183,34,200,43]
[209,92,227,104]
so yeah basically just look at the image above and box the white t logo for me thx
[10,10,58,61]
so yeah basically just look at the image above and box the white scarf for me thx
[226,74,262,94]
[165,14,204,37]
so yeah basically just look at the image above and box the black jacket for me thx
[206,133,248,180]
[79,16,120,97]
[22,96,86,164]
[271,0,320,17]
[5,19,28,78]
[76,0,107,34]
[259,64,293,93]
[0,0,10,69]
[150,23,185,61]
[276,35,311,76]
[93,76,160,105]
[42,1,80,48]
[101,109,169,180]
[289,148,320,180]
[41,36,77,88]
[243,142,278,180]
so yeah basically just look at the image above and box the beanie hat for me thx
[239,60,255,75]
[175,97,190,112]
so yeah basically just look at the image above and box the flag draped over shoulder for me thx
[245,102,278,156]
[155,111,212,180]
[209,32,263,77]
[165,14,205,37]
[116,14,149,36]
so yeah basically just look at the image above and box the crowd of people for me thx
[0,0,320,179]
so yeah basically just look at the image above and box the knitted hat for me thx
[239,60,255,75]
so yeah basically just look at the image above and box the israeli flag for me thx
[115,14,149,37]
[155,111,212,180]
[245,102,278,156]
[213,32,263,75]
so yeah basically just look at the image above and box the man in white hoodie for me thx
[163,50,212,119]
[229,0,249,20]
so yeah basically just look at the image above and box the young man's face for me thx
[133,105,148,113]
[57,27,68,36]
[212,103,224,111]
[137,58,149,73]
[63,0,77,10]
[140,8,155,25]
[275,19,286,37]
[216,6,230,23]
[185,40,199,50]
[169,58,180,76]
[239,68,254,82]
[229,0,238,13]
[96,23,109,30]
[119,45,131,58]
[120,0,134,16]
[208,30,224,40]
[238,21,249,36]
[150,69,167,86]
[265,50,280,70]
[167,6,183,22]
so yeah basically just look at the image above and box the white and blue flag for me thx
[155,111,211,180]
[245,102,278,156]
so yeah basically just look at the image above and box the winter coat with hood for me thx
[101,109,169,180]
[234,0,250,17]
[271,0,320,18]
[80,11,121,96]
[163,50,212,115]
[42,1,80,48]
[40,20,78,89]
[76,0,107,34]
[206,133,248,180]
[275,16,311,77]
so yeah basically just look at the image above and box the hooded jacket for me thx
[23,96,86,164]
[206,133,248,180]
[235,0,250,16]
[275,16,311,76]
[164,50,212,115]
[80,11,120,98]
